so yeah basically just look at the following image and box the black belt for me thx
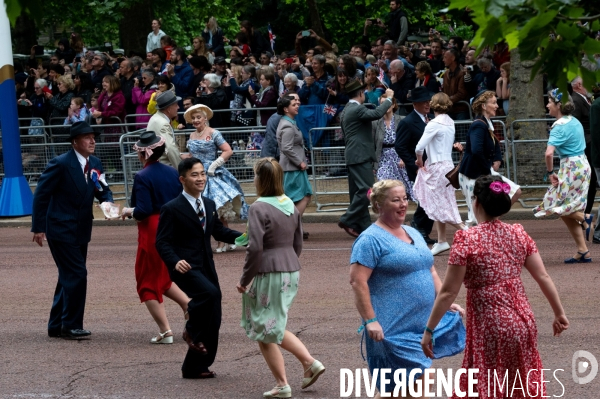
[382,143,395,148]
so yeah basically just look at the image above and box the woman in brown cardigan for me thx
[236,158,325,399]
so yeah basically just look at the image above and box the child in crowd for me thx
[89,92,102,124]
[160,36,175,60]
[64,97,90,125]
[234,32,251,57]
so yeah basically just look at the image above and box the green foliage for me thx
[446,0,600,96]
[435,23,474,40]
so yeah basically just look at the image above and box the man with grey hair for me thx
[389,59,415,105]
[90,52,111,91]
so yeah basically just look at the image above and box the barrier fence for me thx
[1,113,563,211]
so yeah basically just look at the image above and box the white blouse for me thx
[414,114,455,164]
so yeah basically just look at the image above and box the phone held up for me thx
[301,30,310,37]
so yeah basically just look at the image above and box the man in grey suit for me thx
[338,80,395,237]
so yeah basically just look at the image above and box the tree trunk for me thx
[11,14,37,55]
[119,2,153,57]
[306,0,325,39]
[506,49,547,187]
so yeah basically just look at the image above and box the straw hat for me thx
[184,104,214,123]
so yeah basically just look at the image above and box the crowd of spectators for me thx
[15,6,531,139]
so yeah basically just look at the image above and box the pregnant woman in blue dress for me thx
[184,104,249,252]
[349,179,465,398]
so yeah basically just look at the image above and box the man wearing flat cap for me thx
[31,121,114,340]
[338,80,395,237]
[147,90,182,168]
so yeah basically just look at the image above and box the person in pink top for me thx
[131,69,157,128]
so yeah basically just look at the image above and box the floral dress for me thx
[534,116,591,217]
[187,130,249,221]
[377,117,414,201]
[448,220,544,399]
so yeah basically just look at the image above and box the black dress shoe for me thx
[338,221,360,238]
[423,236,438,245]
[593,231,600,244]
[48,329,61,338]
[61,328,91,340]
[182,370,217,379]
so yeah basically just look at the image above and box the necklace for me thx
[194,126,209,140]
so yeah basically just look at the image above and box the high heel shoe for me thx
[564,251,592,264]
[584,214,594,241]
[302,359,326,389]
[150,329,173,344]
[263,384,291,398]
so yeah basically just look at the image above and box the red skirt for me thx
[135,214,172,303]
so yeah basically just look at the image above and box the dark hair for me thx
[473,175,511,217]
[450,36,464,51]
[240,20,254,34]
[103,75,121,92]
[49,64,65,76]
[75,71,93,91]
[160,35,176,47]
[40,61,50,72]
[151,48,167,63]
[183,96,195,103]
[156,74,171,87]
[447,49,461,63]
[254,157,285,197]
[352,44,367,55]
[173,47,186,60]
[260,71,275,86]
[145,144,166,162]
[235,32,249,45]
[340,55,357,78]
[277,95,296,115]
[431,38,443,46]
[178,157,203,177]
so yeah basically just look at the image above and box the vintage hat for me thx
[214,56,227,65]
[409,86,434,103]
[184,104,214,123]
[155,90,181,110]
[69,121,99,140]
[135,131,162,148]
[345,79,367,95]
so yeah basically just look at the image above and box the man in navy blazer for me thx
[31,121,114,339]
[395,86,436,244]
[156,158,241,379]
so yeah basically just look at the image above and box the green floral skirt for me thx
[240,271,300,344]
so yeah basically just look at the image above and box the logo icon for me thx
[572,350,598,384]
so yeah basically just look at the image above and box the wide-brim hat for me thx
[69,121,99,140]
[184,104,214,123]
[156,90,181,110]
[135,131,162,148]
[345,79,367,94]
[410,86,434,103]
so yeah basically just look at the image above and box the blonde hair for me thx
[231,64,243,84]
[57,75,75,91]
[254,158,285,197]
[472,90,496,116]
[430,92,453,114]
[370,180,405,213]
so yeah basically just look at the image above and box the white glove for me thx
[207,156,225,176]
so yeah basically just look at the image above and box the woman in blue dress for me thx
[183,104,249,252]
[349,179,465,398]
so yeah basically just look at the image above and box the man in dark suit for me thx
[338,80,395,237]
[155,158,241,379]
[31,121,114,339]
[395,86,436,244]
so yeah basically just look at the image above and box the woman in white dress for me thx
[413,93,466,256]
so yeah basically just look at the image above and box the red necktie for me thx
[84,159,89,181]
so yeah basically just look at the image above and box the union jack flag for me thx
[378,67,388,88]
[268,23,276,52]
[323,104,338,116]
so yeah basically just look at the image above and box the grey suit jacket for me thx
[147,111,181,168]
[239,201,303,287]
[342,100,392,165]
[277,118,305,171]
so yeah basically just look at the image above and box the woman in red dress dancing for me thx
[421,175,569,398]
[122,131,190,344]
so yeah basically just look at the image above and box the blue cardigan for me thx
[459,118,503,179]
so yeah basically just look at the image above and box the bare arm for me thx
[349,262,383,342]
[217,141,233,162]
[524,252,569,336]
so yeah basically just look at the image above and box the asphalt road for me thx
[1,220,599,398]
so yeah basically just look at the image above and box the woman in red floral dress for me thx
[420,175,569,398]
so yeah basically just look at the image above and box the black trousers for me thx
[172,267,222,375]
[341,161,375,233]
[413,204,434,235]
[585,145,597,215]
[47,239,88,331]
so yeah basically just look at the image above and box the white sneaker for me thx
[431,242,450,256]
